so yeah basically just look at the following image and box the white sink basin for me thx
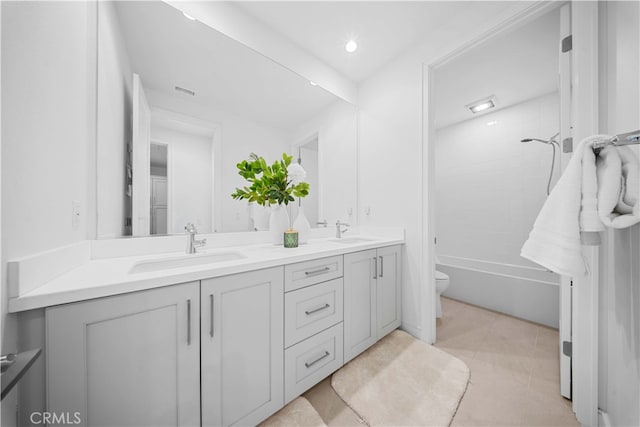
[129,251,246,274]
[330,237,376,244]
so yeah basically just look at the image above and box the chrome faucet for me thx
[185,223,206,254]
[335,220,349,238]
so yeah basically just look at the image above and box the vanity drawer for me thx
[284,255,343,292]
[284,322,344,404]
[285,278,343,348]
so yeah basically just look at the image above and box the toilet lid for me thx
[435,270,449,281]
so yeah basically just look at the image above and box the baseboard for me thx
[599,409,612,427]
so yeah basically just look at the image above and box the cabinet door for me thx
[343,249,377,363]
[201,267,284,427]
[46,282,200,427]
[377,245,402,339]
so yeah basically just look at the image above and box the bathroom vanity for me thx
[9,229,403,426]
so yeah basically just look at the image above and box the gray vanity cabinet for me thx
[344,245,402,363]
[200,267,284,427]
[46,282,201,427]
[376,245,402,338]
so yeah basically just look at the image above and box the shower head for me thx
[520,138,548,143]
[520,132,560,145]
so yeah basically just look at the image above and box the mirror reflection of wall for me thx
[290,136,320,228]
[149,143,168,235]
[149,111,216,235]
[96,0,358,239]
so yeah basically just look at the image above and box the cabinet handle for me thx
[305,266,330,277]
[305,351,330,368]
[187,299,191,346]
[373,257,378,279]
[305,303,330,316]
[379,256,384,278]
[209,294,214,338]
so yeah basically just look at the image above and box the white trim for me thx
[571,2,600,425]
[558,2,573,400]
[599,409,613,427]
[437,255,560,286]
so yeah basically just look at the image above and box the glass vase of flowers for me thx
[231,153,309,244]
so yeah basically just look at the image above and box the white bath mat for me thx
[260,396,327,427]
[331,330,469,426]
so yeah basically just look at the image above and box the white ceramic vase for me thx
[292,206,311,244]
[269,204,290,245]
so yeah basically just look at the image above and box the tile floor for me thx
[436,297,579,427]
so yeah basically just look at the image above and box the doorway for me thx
[424,0,572,406]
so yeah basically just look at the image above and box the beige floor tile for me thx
[521,386,578,426]
[473,339,536,378]
[303,377,365,427]
[536,326,561,352]
[488,314,540,348]
[439,298,578,427]
[451,381,526,426]
[465,356,530,388]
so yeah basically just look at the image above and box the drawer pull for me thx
[305,351,330,368]
[373,257,378,279]
[379,256,384,278]
[305,266,330,277]
[209,294,214,338]
[187,299,191,346]
[305,303,330,316]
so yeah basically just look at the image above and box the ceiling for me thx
[114,1,340,130]
[433,7,561,128]
[114,1,552,130]
[234,1,516,83]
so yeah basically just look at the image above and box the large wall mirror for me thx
[97,1,358,238]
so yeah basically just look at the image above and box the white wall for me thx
[96,1,133,239]
[145,90,290,233]
[151,126,212,234]
[435,93,561,327]
[1,2,96,425]
[291,100,358,228]
[598,1,640,425]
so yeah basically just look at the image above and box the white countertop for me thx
[9,230,403,313]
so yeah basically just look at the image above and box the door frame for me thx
[422,1,600,424]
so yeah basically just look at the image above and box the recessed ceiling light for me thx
[345,40,358,53]
[309,80,317,86]
[466,96,496,114]
[182,11,196,21]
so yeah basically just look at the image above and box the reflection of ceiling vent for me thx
[175,86,195,96]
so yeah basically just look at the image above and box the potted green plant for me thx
[232,153,309,244]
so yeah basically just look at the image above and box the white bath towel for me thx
[597,145,640,228]
[521,135,606,277]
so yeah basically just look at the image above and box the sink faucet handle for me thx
[185,223,198,234]
[335,220,350,238]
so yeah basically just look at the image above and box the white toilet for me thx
[435,270,450,318]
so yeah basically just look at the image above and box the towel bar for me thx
[592,130,640,152]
